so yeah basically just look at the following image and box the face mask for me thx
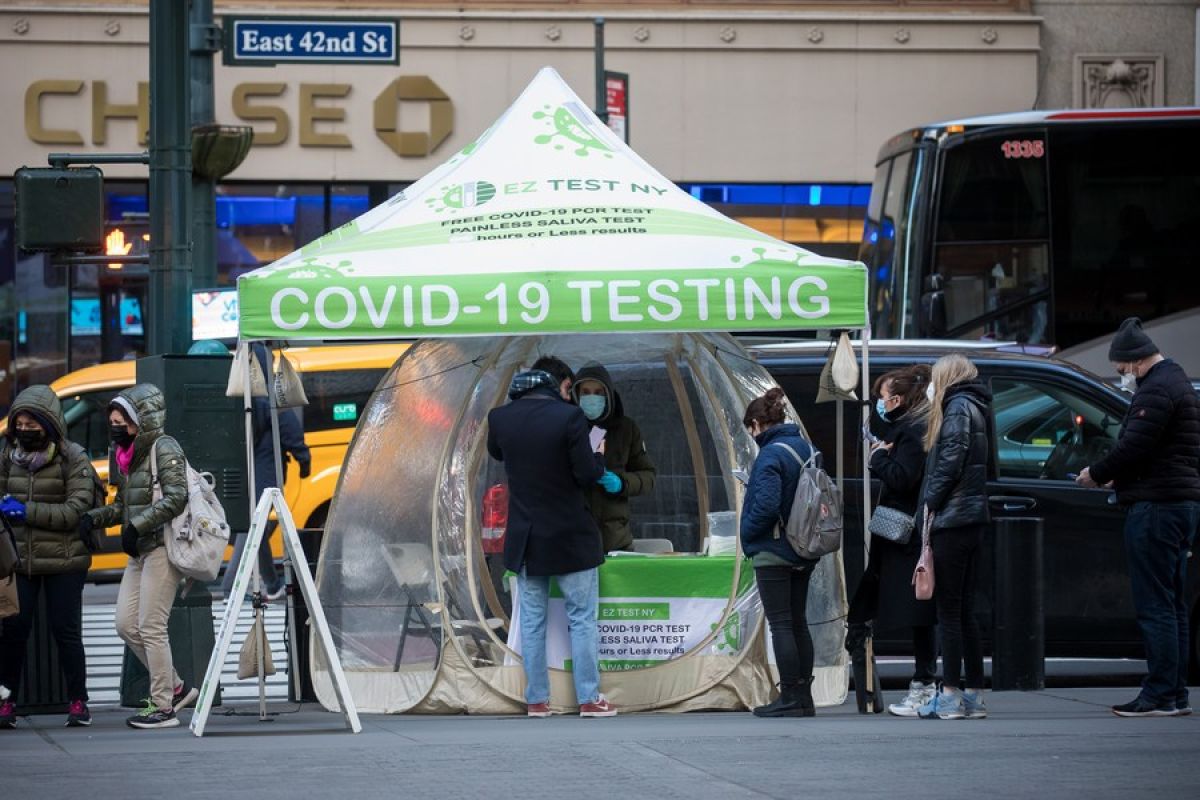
[15,430,47,451]
[1119,371,1138,393]
[874,398,890,421]
[579,395,606,421]
[925,384,936,404]
[110,425,135,447]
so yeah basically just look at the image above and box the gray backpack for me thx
[770,442,843,560]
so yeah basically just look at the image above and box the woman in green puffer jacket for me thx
[0,385,98,729]
[82,383,196,730]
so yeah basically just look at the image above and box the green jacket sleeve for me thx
[616,420,656,497]
[131,437,189,535]
[24,446,96,531]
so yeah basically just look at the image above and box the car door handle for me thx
[988,495,1037,511]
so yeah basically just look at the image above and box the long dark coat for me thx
[487,386,606,576]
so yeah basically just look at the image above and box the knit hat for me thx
[108,395,140,428]
[1107,317,1159,362]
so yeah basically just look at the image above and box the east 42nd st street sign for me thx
[224,17,399,66]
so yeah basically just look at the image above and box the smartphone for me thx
[862,423,880,445]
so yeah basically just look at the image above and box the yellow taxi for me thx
[45,344,408,579]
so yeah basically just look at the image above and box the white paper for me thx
[589,426,606,452]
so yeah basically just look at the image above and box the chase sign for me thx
[224,17,399,66]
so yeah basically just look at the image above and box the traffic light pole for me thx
[148,0,193,356]
[190,0,220,290]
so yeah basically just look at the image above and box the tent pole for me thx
[266,343,289,719]
[860,327,872,577]
[835,399,844,497]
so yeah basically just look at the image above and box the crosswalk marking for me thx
[83,601,291,705]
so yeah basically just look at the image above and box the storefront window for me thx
[215,183,326,283]
[679,183,869,262]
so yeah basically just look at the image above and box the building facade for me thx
[0,1,1195,389]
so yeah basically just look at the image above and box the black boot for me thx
[754,680,815,718]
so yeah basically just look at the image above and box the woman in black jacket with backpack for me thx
[917,354,993,721]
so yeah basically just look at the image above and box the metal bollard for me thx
[992,517,1045,691]
[287,528,323,703]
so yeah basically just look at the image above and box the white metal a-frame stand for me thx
[190,489,362,736]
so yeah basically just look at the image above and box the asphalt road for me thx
[2,688,1196,799]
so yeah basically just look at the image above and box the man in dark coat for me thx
[571,363,656,552]
[1078,317,1200,717]
[222,344,311,599]
[486,355,614,717]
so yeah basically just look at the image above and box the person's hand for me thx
[597,439,607,456]
[77,514,95,537]
[871,440,894,454]
[598,470,623,494]
[298,460,312,479]
[0,495,26,521]
[122,523,138,542]
[1075,467,1099,489]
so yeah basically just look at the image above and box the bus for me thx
[860,108,1200,374]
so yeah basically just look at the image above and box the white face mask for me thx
[925,383,936,404]
[1119,371,1138,393]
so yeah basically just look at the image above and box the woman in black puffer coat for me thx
[847,364,937,717]
[917,354,993,721]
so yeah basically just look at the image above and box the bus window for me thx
[1050,125,1200,346]
[863,151,920,338]
[933,134,1051,343]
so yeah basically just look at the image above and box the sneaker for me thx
[173,682,199,713]
[918,687,966,720]
[0,684,10,701]
[1173,694,1192,717]
[579,695,618,718]
[888,681,935,718]
[65,700,92,727]
[0,699,16,729]
[962,689,988,719]
[127,702,179,729]
[1111,696,1175,717]
[527,702,552,718]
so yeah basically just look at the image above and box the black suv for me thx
[747,339,1199,673]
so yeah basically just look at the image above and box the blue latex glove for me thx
[0,495,26,522]
[598,471,623,495]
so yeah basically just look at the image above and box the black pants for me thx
[0,570,90,701]
[847,544,937,684]
[755,563,816,686]
[930,524,985,689]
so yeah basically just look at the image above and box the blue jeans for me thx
[517,567,601,706]
[1124,501,1199,705]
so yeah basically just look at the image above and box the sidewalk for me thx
[3,688,1196,799]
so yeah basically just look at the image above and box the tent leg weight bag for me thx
[120,585,221,708]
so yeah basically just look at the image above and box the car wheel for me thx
[305,502,330,531]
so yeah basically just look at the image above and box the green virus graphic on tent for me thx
[424,180,498,214]
[730,245,813,269]
[709,612,742,654]
[532,104,613,158]
[261,257,356,284]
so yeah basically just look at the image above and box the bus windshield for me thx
[863,115,1200,354]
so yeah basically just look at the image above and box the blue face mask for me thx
[875,398,890,421]
[579,395,606,421]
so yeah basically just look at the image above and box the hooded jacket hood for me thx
[944,378,992,410]
[8,385,66,444]
[115,383,168,461]
[571,363,625,426]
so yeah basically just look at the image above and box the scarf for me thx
[115,442,136,476]
[10,441,55,474]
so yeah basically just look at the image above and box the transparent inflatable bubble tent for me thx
[309,333,848,714]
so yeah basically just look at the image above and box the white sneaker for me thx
[887,680,935,717]
[0,684,10,701]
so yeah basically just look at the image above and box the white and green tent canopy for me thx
[236,67,868,341]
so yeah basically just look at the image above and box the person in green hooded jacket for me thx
[571,363,656,553]
[0,385,98,729]
[79,383,198,730]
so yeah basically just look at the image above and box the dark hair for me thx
[531,355,574,388]
[743,387,788,428]
[873,364,932,412]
